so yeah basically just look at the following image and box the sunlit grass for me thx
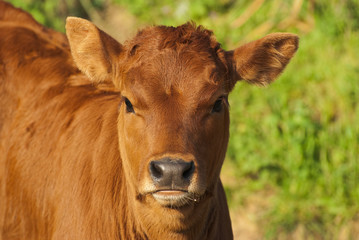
[226,7,359,237]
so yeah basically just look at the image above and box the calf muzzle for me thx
[149,158,195,190]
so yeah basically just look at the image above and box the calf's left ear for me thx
[66,17,123,84]
[226,33,299,89]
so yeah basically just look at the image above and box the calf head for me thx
[66,18,298,211]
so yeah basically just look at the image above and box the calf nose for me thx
[149,158,195,189]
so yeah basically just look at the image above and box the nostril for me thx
[149,159,195,188]
[182,161,195,179]
[150,161,163,180]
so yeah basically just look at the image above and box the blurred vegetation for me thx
[9,0,359,238]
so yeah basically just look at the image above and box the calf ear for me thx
[65,17,123,84]
[226,33,299,89]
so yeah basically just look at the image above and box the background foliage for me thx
[9,0,359,238]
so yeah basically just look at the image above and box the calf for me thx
[0,1,298,239]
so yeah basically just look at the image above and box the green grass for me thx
[9,0,359,238]
[225,2,359,237]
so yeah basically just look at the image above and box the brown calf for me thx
[0,1,298,239]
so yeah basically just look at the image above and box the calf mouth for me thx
[151,189,202,208]
[140,157,208,207]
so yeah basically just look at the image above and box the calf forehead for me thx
[124,50,224,110]
[120,22,229,98]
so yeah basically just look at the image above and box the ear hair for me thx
[226,33,299,90]
[65,17,123,84]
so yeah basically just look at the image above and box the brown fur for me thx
[0,1,299,239]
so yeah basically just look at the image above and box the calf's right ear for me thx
[66,17,123,85]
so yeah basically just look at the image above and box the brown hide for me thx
[0,1,299,239]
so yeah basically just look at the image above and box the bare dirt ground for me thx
[229,199,265,240]
[91,5,143,43]
[221,160,268,240]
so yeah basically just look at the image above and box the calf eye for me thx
[124,97,135,113]
[211,97,223,113]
